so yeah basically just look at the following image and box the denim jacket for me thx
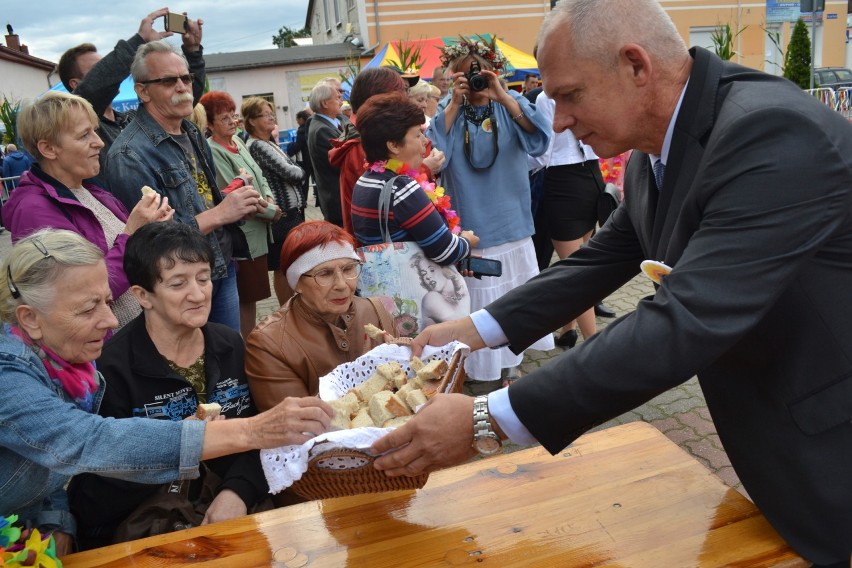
[0,328,205,537]
[105,104,248,280]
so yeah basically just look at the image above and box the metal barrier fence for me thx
[806,87,852,120]
[1,176,21,204]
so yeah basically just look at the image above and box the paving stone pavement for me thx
[0,203,743,498]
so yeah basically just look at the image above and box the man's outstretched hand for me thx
[410,316,486,357]
[372,394,478,476]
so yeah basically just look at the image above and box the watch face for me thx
[475,435,502,456]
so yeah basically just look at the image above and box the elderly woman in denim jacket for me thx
[0,228,332,556]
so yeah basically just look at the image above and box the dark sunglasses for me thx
[139,73,194,87]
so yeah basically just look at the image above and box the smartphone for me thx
[164,12,188,34]
[457,257,502,279]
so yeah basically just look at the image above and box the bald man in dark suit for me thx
[372,1,852,565]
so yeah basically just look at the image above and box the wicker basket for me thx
[289,349,467,501]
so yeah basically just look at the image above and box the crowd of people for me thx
[0,1,849,565]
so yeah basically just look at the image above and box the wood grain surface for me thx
[62,422,806,567]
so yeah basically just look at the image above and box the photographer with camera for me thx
[426,35,553,393]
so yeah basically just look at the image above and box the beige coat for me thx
[245,295,395,411]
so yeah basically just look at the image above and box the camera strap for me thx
[462,99,499,170]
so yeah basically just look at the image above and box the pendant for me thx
[481,118,493,133]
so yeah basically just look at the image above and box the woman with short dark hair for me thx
[68,222,284,547]
[350,91,477,265]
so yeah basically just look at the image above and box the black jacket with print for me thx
[68,315,267,543]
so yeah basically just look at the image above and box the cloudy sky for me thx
[4,1,311,63]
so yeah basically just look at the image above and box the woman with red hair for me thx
[244,221,396,411]
[200,91,279,339]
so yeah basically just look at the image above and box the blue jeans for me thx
[209,261,240,332]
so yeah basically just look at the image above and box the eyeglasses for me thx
[139,73,194,87]
[303,262,362,287]
[7,238,52,300]
[256,112,275,119]
[217,114,239,124]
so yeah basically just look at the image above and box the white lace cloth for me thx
[261,341,469,494]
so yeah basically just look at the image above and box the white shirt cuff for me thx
[488,388,538,445]
[470,309,509,348]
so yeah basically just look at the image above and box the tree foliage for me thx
[783,19,812,89]
[710,23,746,61]
[273,26,311,48]
[0,97,20,144]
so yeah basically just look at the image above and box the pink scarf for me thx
[10,326,98,412]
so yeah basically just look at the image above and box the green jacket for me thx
[207,136,275,259]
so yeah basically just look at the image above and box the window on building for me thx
[243,93,275,108]
[333,0,341,26]
[323,0,331,32]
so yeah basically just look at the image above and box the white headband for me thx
[286,241,360,289]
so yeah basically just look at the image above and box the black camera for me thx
[465,61,489,92]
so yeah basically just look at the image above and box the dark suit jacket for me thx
[307,114,343,226]
[487,47,852,564]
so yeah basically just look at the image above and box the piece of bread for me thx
[409,356,425,372]
[195,402,221,420]
[328,392,360,419]
[353,372,391,402]
[364,323,385,339]
[416,359,448,383]
[383,416,412,428]
[376,361,405,387]
[140,185,157,196]
[404,389,428,412]
[351,407,375,428]
[420,379,440,399]
[369,391,411,425]
[396,382,415,400]
[330,409,351,431]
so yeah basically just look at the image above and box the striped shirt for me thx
[351,170,470,265]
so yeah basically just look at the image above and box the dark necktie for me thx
[653,159,666,190]
[336,122,343,133]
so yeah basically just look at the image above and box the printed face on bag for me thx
[388,125,427,170]
[298,259,360,322]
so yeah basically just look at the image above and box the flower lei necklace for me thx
[367,159,461,234]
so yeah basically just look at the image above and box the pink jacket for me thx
[3,167,132,298]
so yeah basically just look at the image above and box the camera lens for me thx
[469,74,489,92]
[466,62,489,92]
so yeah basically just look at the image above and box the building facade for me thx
[305,0,851,75]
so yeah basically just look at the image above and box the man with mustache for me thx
[107,40,264,332]
[57,8,206,189]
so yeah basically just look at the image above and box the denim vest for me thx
[0,329,204,536]
[106,105,248,280]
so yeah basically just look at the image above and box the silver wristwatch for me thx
[472,396,503,456]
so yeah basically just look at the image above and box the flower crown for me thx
[439,34,509,72]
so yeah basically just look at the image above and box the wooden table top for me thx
[62,422,806,567]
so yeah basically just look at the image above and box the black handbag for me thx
[271,207,305,243]
[596,181,623,226]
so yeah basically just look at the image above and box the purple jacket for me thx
[2,167,132,298]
